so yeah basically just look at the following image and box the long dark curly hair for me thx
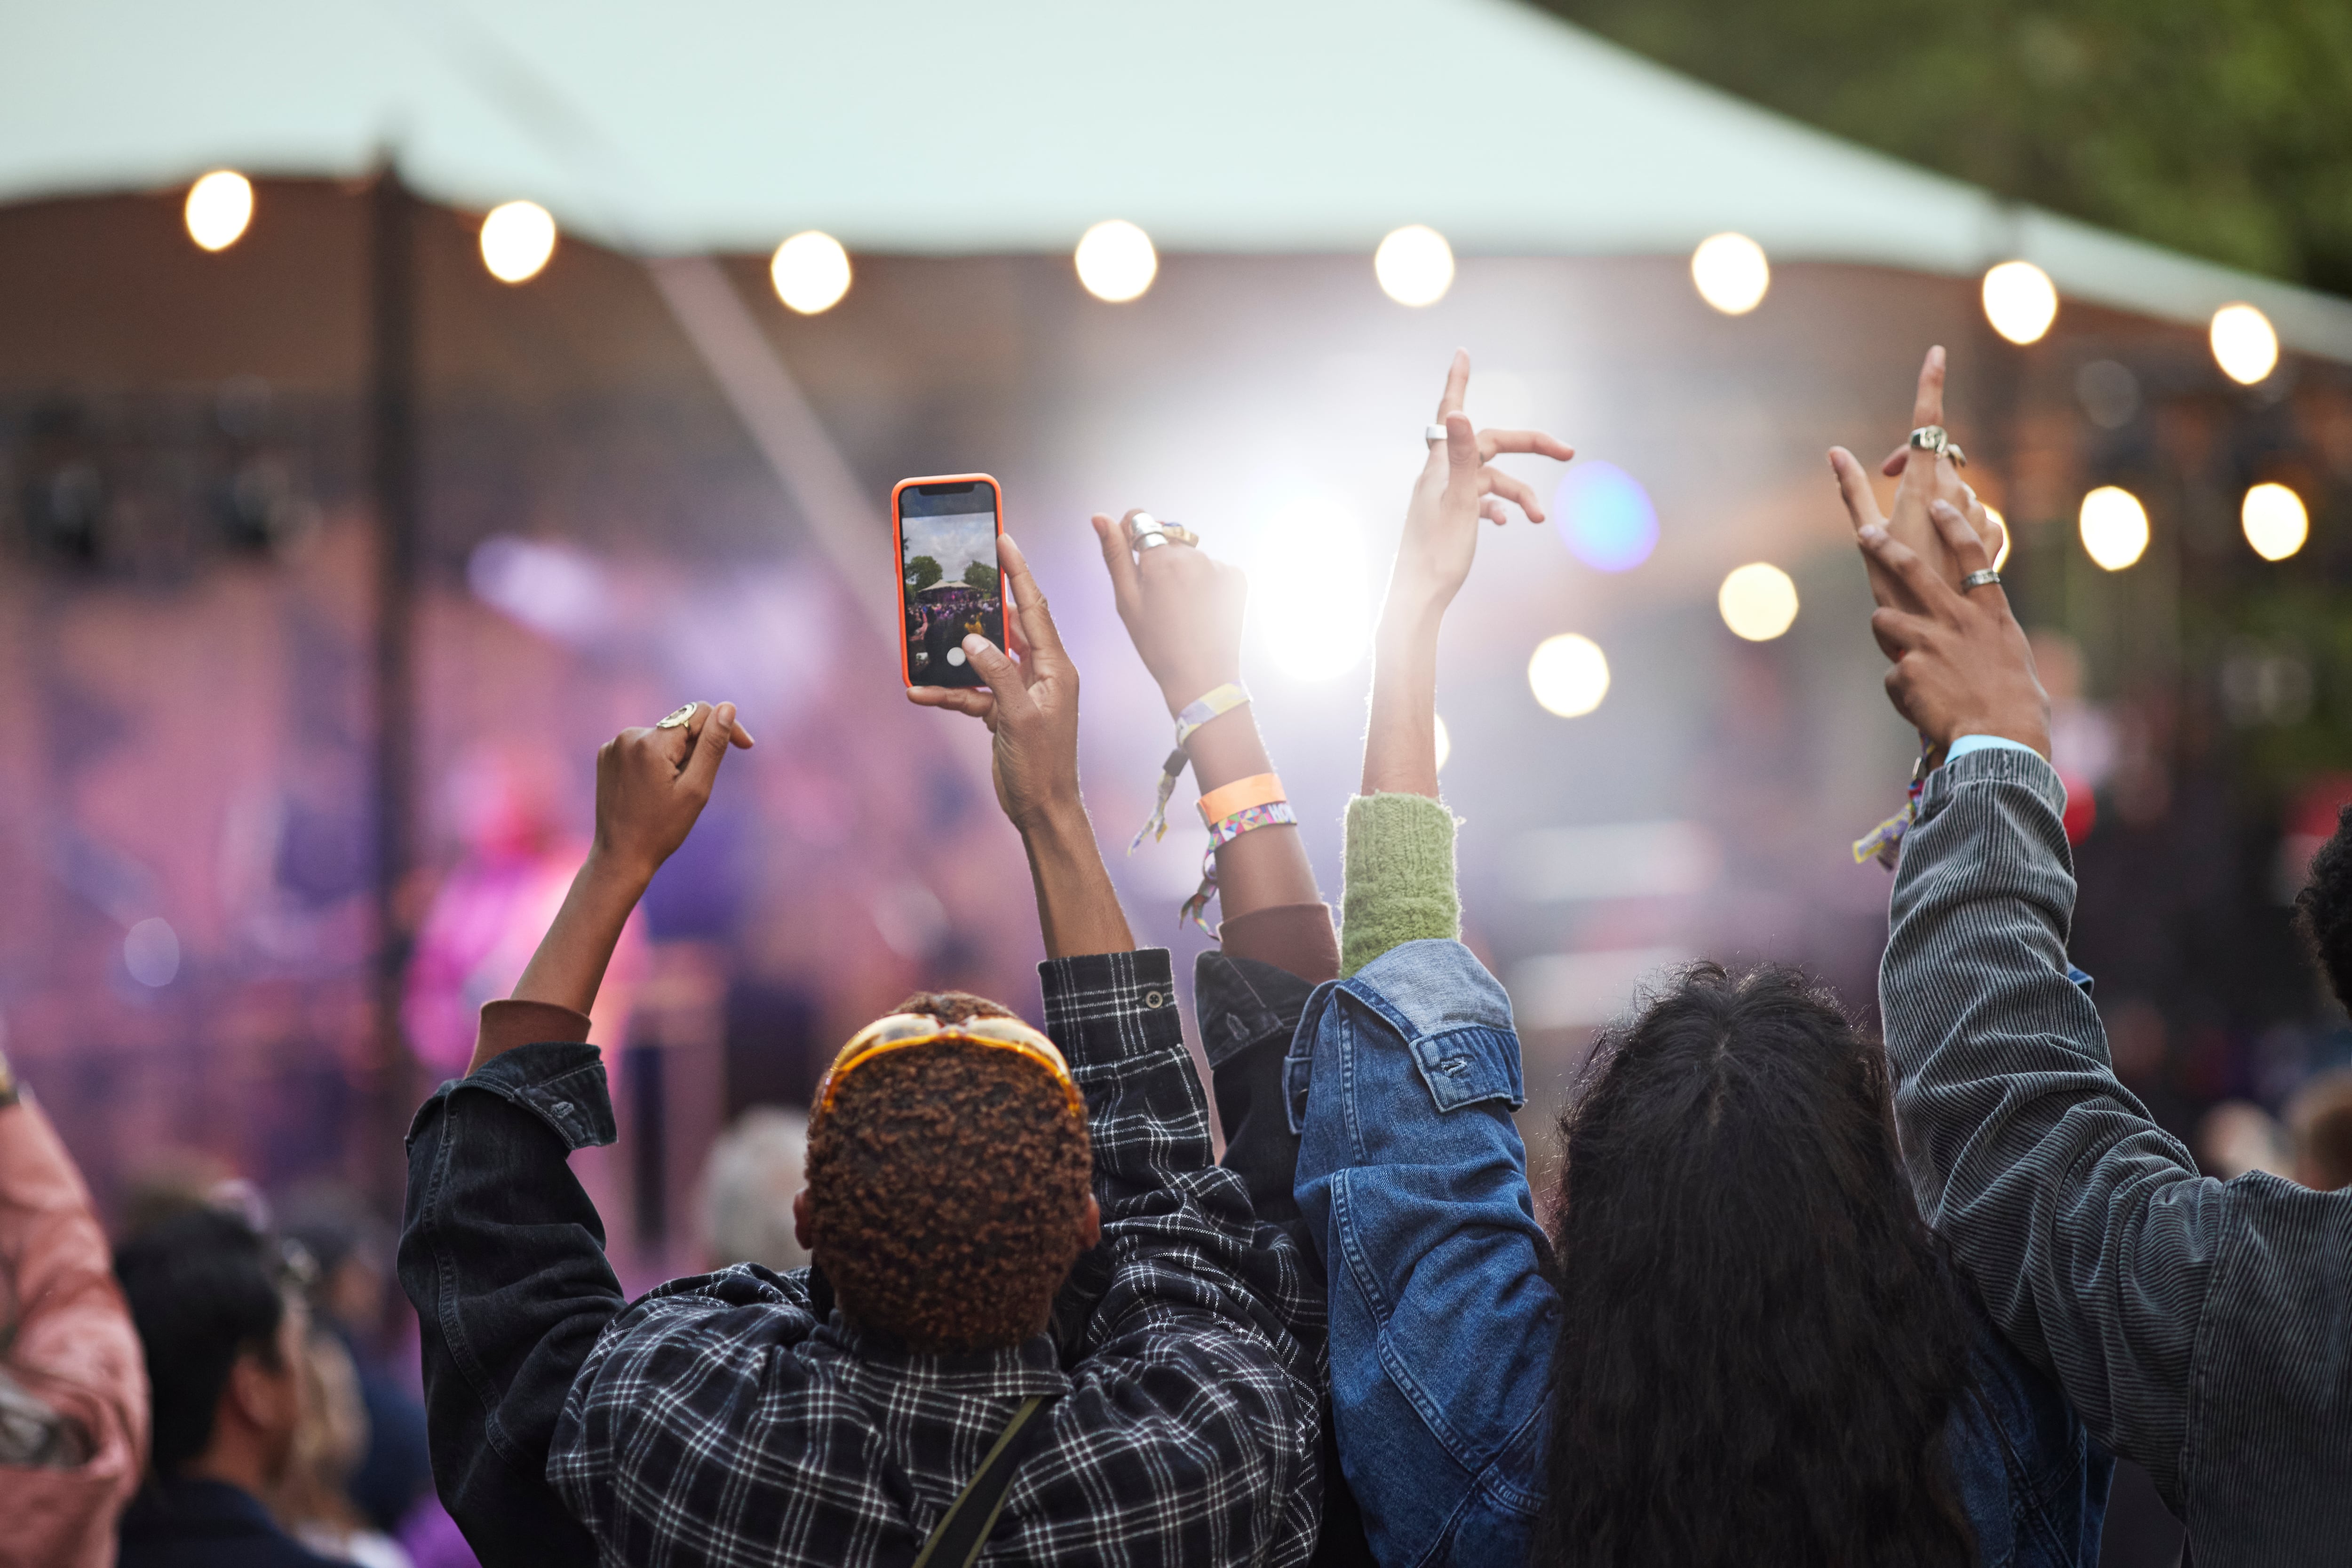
[1533,964,1979,1567]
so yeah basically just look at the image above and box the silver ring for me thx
[656,703,701,729]
[1135,531,1168,550]
[1961,568,2001,591]
[1424,424,1449,444]
[1909,425,1968,467]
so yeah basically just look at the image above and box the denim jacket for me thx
[1287,938,2110,1568]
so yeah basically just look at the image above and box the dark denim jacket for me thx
[1286,938,2112,1568]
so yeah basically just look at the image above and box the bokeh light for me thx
[124,917,180,988]
[1528,634,1610,718]
[480,200,557,284]
[1554,461,1657,572]
[2210,303,2279,385]
[1375,224,1454,307]
[1074,220,1157,302]
[2079,486,2149,571]
[1984,503,2011,570]
[2242,483,2308,561]
[1433,713,1452,773]
[1982,260,2058,345]
[771,230,851,314]
[1718,562,1799,641]
[184,170,253,252]
[1251,496,1371,681]
[1690,232,1769,315]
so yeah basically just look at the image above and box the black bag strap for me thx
[911,1394,1052,1568]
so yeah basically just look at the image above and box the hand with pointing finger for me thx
[1856,499,2050,758]
[1091,509,1247,716]
[1829,346,2007,610]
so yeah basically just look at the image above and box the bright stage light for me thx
[1433,713,1452,773]
[2211,303,2279,385]
[1718,562,1798,641]
[2242,483,2308,561]
[1251,496,1371,681]
[481,200,556,284]
[1691,233,1769,315]
[2079,486,2148,571]
[771,230,851,314]
[1984,503,2010,570]
[185,170,253,252]
[1529,634,1610,718]
[1075,220,1157,302]
[1555,461,1657,573]
[1375,225,1454,307]
[1982,261,2058,345]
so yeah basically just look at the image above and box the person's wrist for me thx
[583,840,661,894]
[1158,665,1242,716]
[1009,780,1088,839]
[1376,591,1446,654]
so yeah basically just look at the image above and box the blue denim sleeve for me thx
[1288,939,1556,1566]
[397,1043,623,1567]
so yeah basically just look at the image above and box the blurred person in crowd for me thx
[698,1106,811,1273]
[0,1040,149,1568]
[1282,352,2105,1566]
[402,743,646,1079]
[279,1182,432,1535]
[400,542,1324,1566]
[270,1328,412,1568]
[114,1206,342,1568]
[1844,352,2352,1565]
[2284,1069,2352,1190]
[2193,1100,2292,1180]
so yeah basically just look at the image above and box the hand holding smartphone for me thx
[892,474,1006,689]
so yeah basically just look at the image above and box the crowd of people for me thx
[6,346,2352,1565]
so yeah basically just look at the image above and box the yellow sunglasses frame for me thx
[813,1012,1085,1121]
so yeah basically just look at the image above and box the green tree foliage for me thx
[1534,0,2352,293]
[906,554,943,593]
[962,560,1001,594]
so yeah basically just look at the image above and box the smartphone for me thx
[891,474,1006,689]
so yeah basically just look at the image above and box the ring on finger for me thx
[1424,424,1449,445]
[1961,568,2001,592]
[656,703,702,729]
[1909,425,1967,467]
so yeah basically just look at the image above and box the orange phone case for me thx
[890,473,1006,690]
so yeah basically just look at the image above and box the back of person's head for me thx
[702,1106,812,1274]
[2296,806,2352,1009]
[2286,1069,2352,1191]
[1535,964,1977,1568]
[804,990,1092,1352]
[113,1207,292,1475]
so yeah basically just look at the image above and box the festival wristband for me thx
[1129,681,1252,852]
[1851,737,1938,870]
[1179,799,1299,932]
[1198,772,1286,824]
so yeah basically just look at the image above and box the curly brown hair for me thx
[804,991,1094,1351]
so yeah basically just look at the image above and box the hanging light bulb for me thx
[2210,304,2279,385]
[1074,220,1157,302]
[1691,233,1770,315]
[771,231,852,313]
[2078,486,2148,571]
[1375,225,1454,307]
[480,201,557,284]
[1982,261,2058,345]
[185,171,254,252]
[2241,483,2307,561]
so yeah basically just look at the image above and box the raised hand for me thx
[906,534,1082,833]
[592,701,752,882]
[1856,499,2050,757]
[1386,349,1575,626]
[1829,346,2006,610]
[1092,510,1247,715]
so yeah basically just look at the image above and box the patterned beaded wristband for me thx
[1179,800,1298,932]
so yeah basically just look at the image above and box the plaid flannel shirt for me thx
[422,948,1322,1566]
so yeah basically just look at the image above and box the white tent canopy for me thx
[10,0,2352,356]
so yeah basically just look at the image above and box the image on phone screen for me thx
[898,480,1003,689]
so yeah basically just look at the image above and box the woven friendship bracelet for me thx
[1129,681,1251,852]
[1179,800,1298,932]
[1851,740,1938,869]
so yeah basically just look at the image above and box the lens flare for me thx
[1982,261,2058,345]
[1075,220,1157,303]
[1529,634,1610,718]
[1555,461,1657,573]
[2079,486,2149,571]
[771,231,852,314]
[2241,483,2308,561]
[1690,233,1769,315]
[1250,496,1371,681]
[480,200,556,284]
[1375,225,1454,307]
[1718,563,1799,641]
[1433,713,1452,773]
[185,171,253,252]
[2210,304,2279,385]
[1984,504,2011,570]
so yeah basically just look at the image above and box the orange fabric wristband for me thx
[1199,772,1287,825]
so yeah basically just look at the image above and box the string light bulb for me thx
[480,201,556,284]
[771,231,852,313]
[1375,225,1454,307]
[2210,304,2279,385]
[1718,563,1799,641]
[1691,233,1770,315]
[2078,486,2149,571]
[1528,634,1610,717]
[2241,483,2308,561]
[1074,220,1157,303]
[1982,261,2058,345]
[184,171,254,252]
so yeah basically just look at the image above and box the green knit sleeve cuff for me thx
[1339,792,1461,979]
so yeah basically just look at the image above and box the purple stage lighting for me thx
[1556,461,1657,572]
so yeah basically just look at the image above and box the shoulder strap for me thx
[911,1394,1052,1568]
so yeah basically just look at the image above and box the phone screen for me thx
[896,478,1004,689]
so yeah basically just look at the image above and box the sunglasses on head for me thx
[814,1012,1084,1120]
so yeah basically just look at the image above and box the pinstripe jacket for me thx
[1884,744,2352,1566]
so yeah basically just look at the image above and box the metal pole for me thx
[370,165,420,1190]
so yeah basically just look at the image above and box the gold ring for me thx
[656,703,701,729]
